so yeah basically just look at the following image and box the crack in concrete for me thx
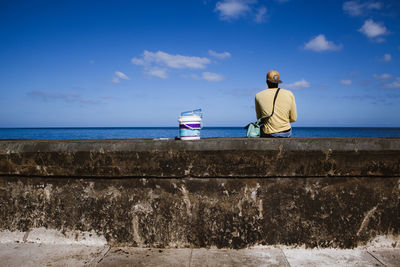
[366,250,386,266]
[188,248,193,267]
[357,205,378,237]
[279,248,291,267]
[88,245,110,266]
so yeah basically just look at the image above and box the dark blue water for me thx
[0,127,399,139]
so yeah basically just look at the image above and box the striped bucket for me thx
[178,115,202,140]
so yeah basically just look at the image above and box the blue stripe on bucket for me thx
[180,129,200,137]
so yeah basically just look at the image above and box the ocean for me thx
[0,127,399,139]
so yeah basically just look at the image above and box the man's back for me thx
[255,88,297,134]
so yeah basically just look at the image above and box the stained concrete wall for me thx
[0,138,399,248]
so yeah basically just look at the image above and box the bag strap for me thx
[258,88,281,123]
[270,87,280,117]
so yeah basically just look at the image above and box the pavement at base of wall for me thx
[0,243,399,267]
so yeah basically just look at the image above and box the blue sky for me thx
[1,0,400,127]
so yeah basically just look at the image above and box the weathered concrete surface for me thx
[0,243,107,267]
[97,248,191,267]
[1,244,398,267]
[189,248,289,267]
[368,248,400,266]
[98,247,289,267]
[0,176,399,248]
[0,138,399,177]
[0,138,399,248]
[282,248,384,267]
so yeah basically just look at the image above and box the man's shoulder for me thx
[255,89,269,98]
[279,88,294,96]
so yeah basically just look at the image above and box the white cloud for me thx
[115,71,130,80]
[304,34,343,52]
[208,50,231,59]
[340,80,352,85]
[254,6,267,23]
[202,72,225,82]
[132,51,227,81]
[131,58,145,66]
[147,68,168,79]
[382,53,392,62]
[214,0,267,23]
[358,19,388,39]
[112,71,130,83]
[132,50,211,69]
[343,1,383,17]
[214,0,252,21]
[284,79,311,90]
[373,73,393,81]
[385,77,400,89]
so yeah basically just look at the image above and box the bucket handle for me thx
[182,123,202,130]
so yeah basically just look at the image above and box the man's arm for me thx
[289,93,297,122]
[255,96,262,119]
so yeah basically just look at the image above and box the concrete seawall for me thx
[0,138,399,248]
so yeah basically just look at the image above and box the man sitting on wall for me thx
[255,70,297,138]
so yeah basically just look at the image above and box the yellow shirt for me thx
[255,88,297,134]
